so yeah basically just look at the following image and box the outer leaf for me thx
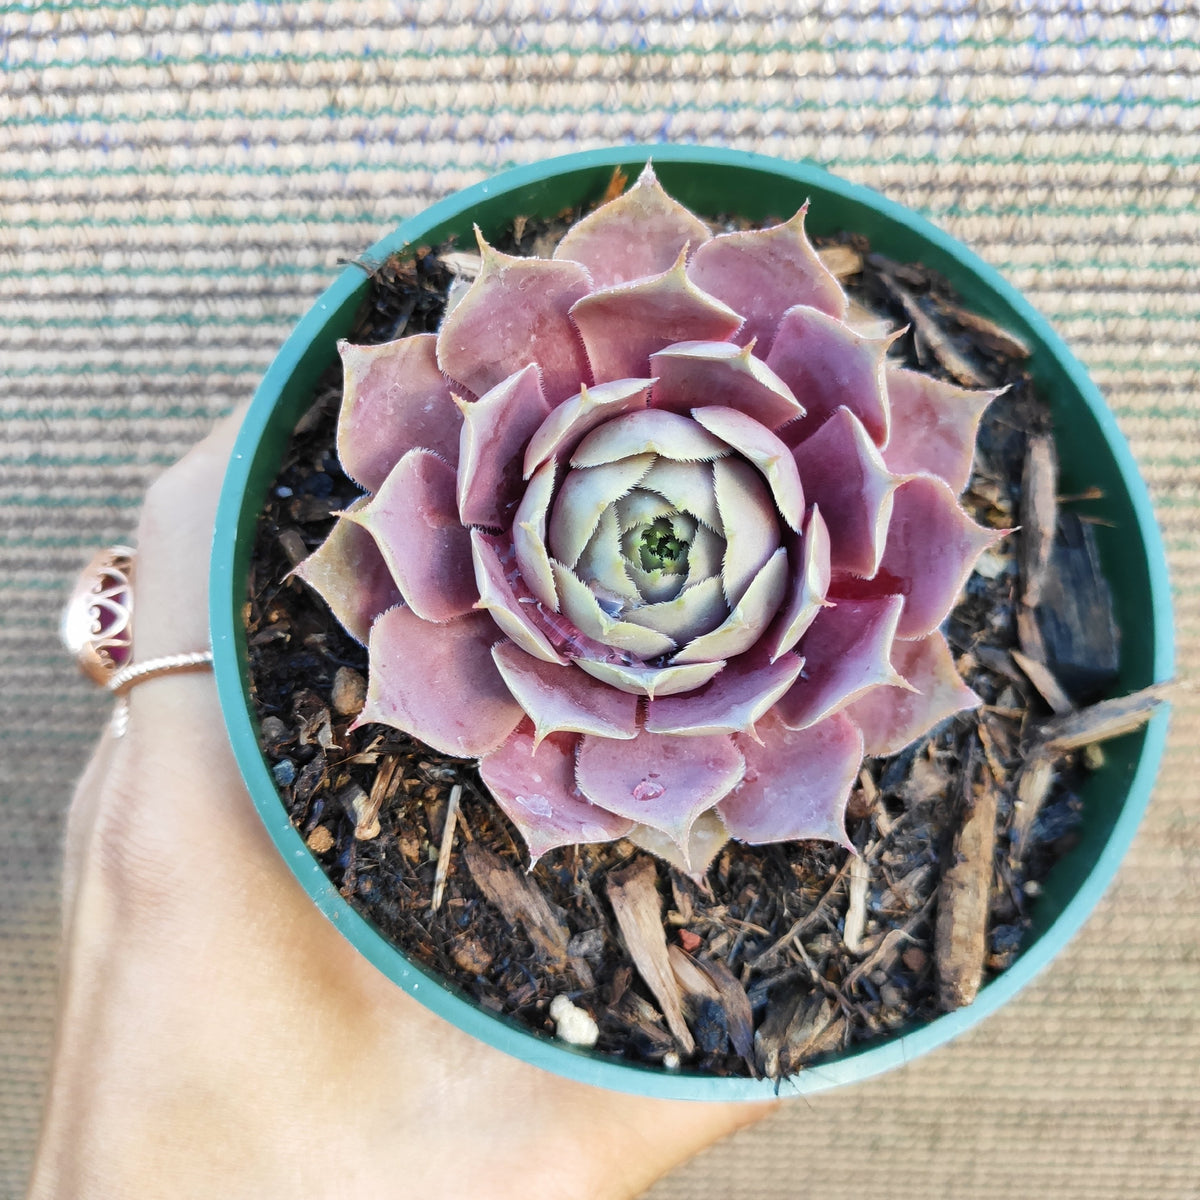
[790,406,898,578]
[687,207,848,354]
[575,729,745,847]
[767,305,896,447]
[843,631,981,757]
[869,474,1002,639]
[625,811,730,878]
[649,340,804,430]
[571,250,743,383]
[553,161,713,288]
[882,366,998,494]
[719,711,861,847]
[479,725,634,862]
[348,449,476,623]
[292,500,401,645]
[337,335,461,491]
[470,531,567,665]
[775,594,908,730]
[357,608,523,757]
[644,642,805,737]
[456,364,552,528]
[491,641,639,748]
[437,233,592,403]
[760,505,832,662]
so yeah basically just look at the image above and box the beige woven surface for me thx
[2,4,1198,1197]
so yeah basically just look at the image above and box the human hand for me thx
[29,410,774,1200]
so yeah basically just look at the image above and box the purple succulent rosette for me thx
[297,165,1001,872]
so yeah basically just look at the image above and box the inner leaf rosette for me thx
[297,163,1002,873]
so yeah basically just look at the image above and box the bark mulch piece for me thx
[243,199,1161,1082]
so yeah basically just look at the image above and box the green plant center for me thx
[637,518,690,574]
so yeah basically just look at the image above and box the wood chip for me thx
[1020,433,1058,609]
[694,955,756,1066]
[843,854,871,953]
[753,989,838,1081]
[606,857,695,1054]
[1038,684,1172,752]
[1008,750,1056,866]
[430,783,462,912]
[464,843,592,988]
[935,757,999,1011]
[935,297,1032,359]
[1011,648,1075,716]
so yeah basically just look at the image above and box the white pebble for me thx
[549,995,599,1049]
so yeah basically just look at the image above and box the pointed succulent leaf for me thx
[616,488,677,531]
[523,378,652,478]
[575,729,745,847]
[683,523,727,589]
[572,656,726,698]
[767,305,895,447]
[456,364,552,528]
[437,233,592,403]
[645,642,805,737]
[760,506,832,661]
[672,546,789,664]
[547,454,654,569]
[882,366,998,494]
[719,711,861,847]
[511,457,560,611]
[337,335,461,491]
[491,641,639,748]
[576,504,642,605]
[553,162,713,288]
[775,595,907,730]
[480,725,634,863]
[692,405,804,531]
[358,607,523,757]
[844,631,982,757]
[687,207,848,355]
[872,474,1003,639]
[640,457,723,533]
[571,250,743,382]
[649,340,804,430]
[552,560,678,658]
[571,408,730,468]
[713,456,782,605]
[791,406,899,578]
[625,810,730,879]
[470,531,566,665]
[624,558,688,604]
[292,499,401,645]
[621,573,728,645]
[349,449,477,623]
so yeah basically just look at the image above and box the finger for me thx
[132,403,248,660]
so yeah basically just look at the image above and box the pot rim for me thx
[211,144,1173,1101]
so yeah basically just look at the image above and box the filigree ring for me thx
[62,546,213,734]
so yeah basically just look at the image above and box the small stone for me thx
[306,825,335,854]
[662,1051,681,1070]
[567,928,605,958]
[549,995,599,1048]
[271,758,297,787]
[677,928,702,953]
[451,935,494,976]
[901,947,928,973]
[879,983,904,1008]
[331,667,368,717]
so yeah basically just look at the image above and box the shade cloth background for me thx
[2,3,1198,1196]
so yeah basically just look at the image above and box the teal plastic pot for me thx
[211,145,1173,1101]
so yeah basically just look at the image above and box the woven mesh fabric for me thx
[3,4,1198,1196]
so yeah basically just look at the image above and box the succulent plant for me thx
[297,164,1001,871]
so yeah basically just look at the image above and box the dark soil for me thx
[242,197,1117,1080]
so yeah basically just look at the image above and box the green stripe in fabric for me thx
[5,96,1199,132]
[0,496,145,508]
[4,34,1199,66]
